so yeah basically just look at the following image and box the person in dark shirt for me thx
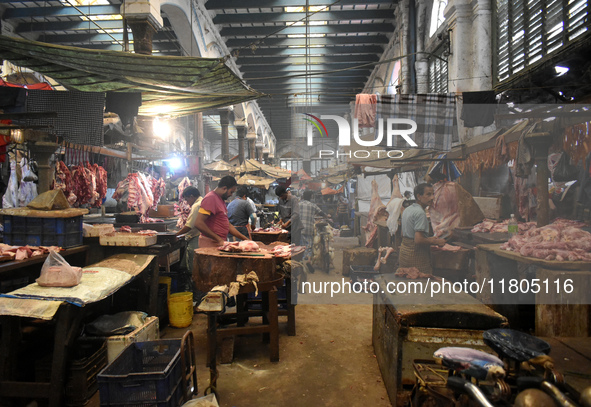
[275,186,301,244]
[227,186,254,240]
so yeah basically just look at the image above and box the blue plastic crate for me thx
[2,215,83,248]
[97,339,185,407]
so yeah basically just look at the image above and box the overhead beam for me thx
[35,42,183,54]
[213,10,393,24]
[235,55,379,65]
[15,20,124,33]
[205,0,395,8]
[244,70,369,79]
[220,23,394,36]
[36,31,178,44]
[239,64,372,72]
[233,45,384,56]
[227,35,389,48]
[245,77,364,84]
[3,5,120,19]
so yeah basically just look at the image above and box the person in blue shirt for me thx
[227,186,255,240]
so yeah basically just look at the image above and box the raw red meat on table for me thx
[500,222,591,261]
[218,240,261,252]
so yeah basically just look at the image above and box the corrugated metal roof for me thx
[0,35,266,116]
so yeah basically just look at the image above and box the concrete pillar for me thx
[194,112,204,175]
[472,0,493,90]
[121,0,162,55]
[445,0,473,92]
[219,109,230,162]
[235,122,247,164]
[127,19,157,55]
[415,59,429,93]
[399,0,412,93]
[303,160,311,175]
[246,131,256,160]
[29,141,59,194]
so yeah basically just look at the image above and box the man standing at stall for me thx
[175,186,202,271]
[299,190,327,259]
[276,186,301,245]
[195,175,249,248]
[227,186,255,240]
[399,183,446,273]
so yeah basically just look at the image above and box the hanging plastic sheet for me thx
[428,154,462,181]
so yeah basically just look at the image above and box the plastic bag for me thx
[553,152,579,182]
[36,250,82,287]
[85,311,147,336]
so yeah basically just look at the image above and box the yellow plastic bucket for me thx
[168,292,193,328]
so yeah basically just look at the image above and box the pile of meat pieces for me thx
[0,244,61,261]
[395,267,441,281]
[112,173,166,223]
[254,227,287,233]
[218,240,261,253]
[500,222,591,261]
[374,247,396,270]
[118,226,158,236]
[471,219,536,234]
[432,244,463,252]
[270,245,291,258]
[52,161,107,207]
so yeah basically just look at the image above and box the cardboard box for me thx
[158,248,181,268]
[84,223,115,237]
[100,232,157,247]
[148,205,176,218]
[106,316,159,363]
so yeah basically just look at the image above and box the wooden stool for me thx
[206,280,281,368]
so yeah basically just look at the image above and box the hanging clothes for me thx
[2,156,18,208]
[18,157,38,207]
[378,94,456,151]
[354,93,378,128]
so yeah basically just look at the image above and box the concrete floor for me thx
[162,237,392,407]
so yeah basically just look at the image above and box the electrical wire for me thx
[64,0,123,47]
[245,51,448,81]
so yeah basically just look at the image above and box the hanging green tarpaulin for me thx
[0,35,265,116]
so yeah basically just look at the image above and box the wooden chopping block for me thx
[342,247,377,276]
[193,248,276,293]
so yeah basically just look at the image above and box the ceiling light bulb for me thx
[554,66,569,76]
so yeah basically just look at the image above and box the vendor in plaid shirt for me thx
[299,190,328,257]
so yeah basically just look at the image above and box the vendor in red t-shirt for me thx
[195,175,249,248]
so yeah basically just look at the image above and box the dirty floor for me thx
[162,237,392,407]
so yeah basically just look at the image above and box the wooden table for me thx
[0,245,89,293]
[475,243,591,336]
[452,227,510,245]
[83,238,184,273]
[0,254,158,407]
[195,247,300,371]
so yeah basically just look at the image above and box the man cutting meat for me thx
[399,183,446,274]
[196,175,249,248]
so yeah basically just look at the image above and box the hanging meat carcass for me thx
[364,180,388,247]
[430,181,484,238]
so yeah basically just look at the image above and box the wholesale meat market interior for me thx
[1,0,591,406]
